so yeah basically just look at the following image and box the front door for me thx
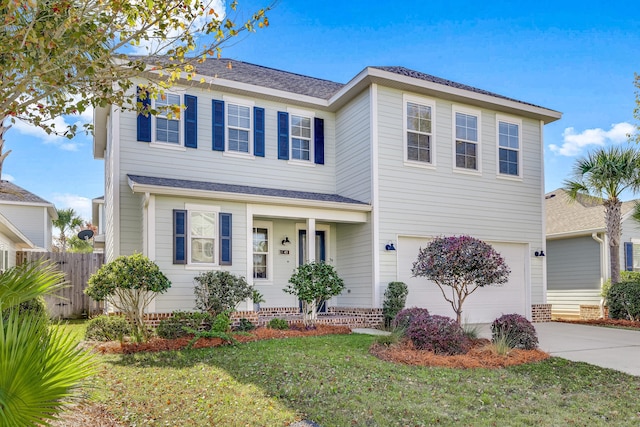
[298,230,327,313]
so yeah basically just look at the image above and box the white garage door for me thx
[397,237,528,323]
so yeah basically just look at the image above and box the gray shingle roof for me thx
[0,181,53,205]
[372,66,546,109]
[545,188,636,235]
[131,56,345,100]
[127,175,368,206]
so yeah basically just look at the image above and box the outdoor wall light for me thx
[385,242,396,251]
[281,236,291,246]
[534,250,545,257]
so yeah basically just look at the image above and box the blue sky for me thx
[5,0,639,220]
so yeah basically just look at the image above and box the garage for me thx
[397,236,529,323]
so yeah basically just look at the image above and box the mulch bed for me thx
[91,324,352,354]
[555,318,640,329]
[370,338,550,369]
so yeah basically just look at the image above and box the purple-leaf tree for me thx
[411,235,511,324]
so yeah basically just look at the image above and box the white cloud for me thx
[128,1,226,55]
[2,174,14,182]
[52,193,92,222]
[549,122,635,157]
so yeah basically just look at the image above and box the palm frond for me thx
[0,261,66,311]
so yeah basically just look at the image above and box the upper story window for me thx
[454,108,481,172]
[497,117,521,177]
[155,93,181,145]
[227,103,252,153]
[404,95,435,166]
[291,115,312,161]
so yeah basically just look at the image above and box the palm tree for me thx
[53,208,84,252]
[564,146,640,285]
[0,261,95,425]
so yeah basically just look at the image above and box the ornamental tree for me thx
[0,0,272,178]
[411,235,510,324]
[86,253,171,342]
[193,270,253,316]
[284,262,345,327]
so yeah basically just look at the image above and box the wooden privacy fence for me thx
[17,251,105,319]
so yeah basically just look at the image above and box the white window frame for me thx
[452,105,482,174]
[150,92,184,149]
[403,94,436,168]
[287,107,315,166]
[185,203,220,267]
[252,220,273,282]
[496,115,523,179]
[224,96,255,158]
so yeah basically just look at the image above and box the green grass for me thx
[50,319,88,343]
[91,333,640,426]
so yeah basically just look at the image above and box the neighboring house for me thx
[0,211,36,271]
[0,180,57,255]
[93,59,561,323]
[545,188,640,317]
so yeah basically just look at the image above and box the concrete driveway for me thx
[532,322,640,376]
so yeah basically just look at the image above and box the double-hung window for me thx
[404,95,435,165]
[454,108,481,171]
[189,208,218,264]
[291,115,312,161]
[174,206,232,266]
[497,117,521,177]
[227,103,251,153]
[155,93,181,144]
[253,221,272,280]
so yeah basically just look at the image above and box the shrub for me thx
[284,261,344,326]
[412,235,510,324]
[267,318,289,330]
[406,314,469,355]
[607,281,640,320]
[86,253,171,342]
[235,318,256,332]
[185,310,236,347]
[85,315,131,342]
[382,281,408,329]
[156,311,213,339]
[194,271,253,316]
[490,314,538,350]
[391,307,430,331]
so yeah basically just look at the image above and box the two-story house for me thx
[93,59,561,323]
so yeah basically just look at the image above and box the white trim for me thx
[225,99,254,155]
[147,194,156,261]
[403,93,436,168]
[112,105,121,260]
[287,106,316,117]
[223,95,255,107]
[295,222,331,266]
[246,205,254,286]
[452,105,482,175]
[495,114,523,180]
[152,92,184,146]
[149,142,187,152]
[184,203,220,267]
[288,111,315,163]
[371,83,381,308]
[249,204,367,223]
[539,119,547,305]
[252,220,273,282]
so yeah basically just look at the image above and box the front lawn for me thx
[91,333,640,426]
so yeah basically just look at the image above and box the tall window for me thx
[189,210,216,264]
[155,93,181,144]
[406,101,432,163]
[291,115,311,161]
[455,111,479,170]
[498,120,520,176]
[227,103,251,153]
[253,226,269,279]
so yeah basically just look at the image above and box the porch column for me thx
[306,217,316,263]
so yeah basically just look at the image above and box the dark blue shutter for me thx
[219,213,232,265]
[212,100,225,151]
[314,117,324,165]
[173,210,186,264]
[254,107,265,157]
[184,94,197,148]
[277,111,289,160]
[136,87,151,142]
[625,242,634,271]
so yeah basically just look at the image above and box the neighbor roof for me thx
[545,188,636,236]
[127,174,369,206]
[0,180,53,205]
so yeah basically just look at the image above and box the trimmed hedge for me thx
[607,281,640,321]
[391,307,430,331]
[406,314,469,355]
[85,315,131,342]
[490,313,538,350]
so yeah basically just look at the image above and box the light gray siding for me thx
[0,205,48,248]
[547,236,601,314]
[374,86,545,304]
[336,221,373,307]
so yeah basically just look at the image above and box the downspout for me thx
[592,232,606,318]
